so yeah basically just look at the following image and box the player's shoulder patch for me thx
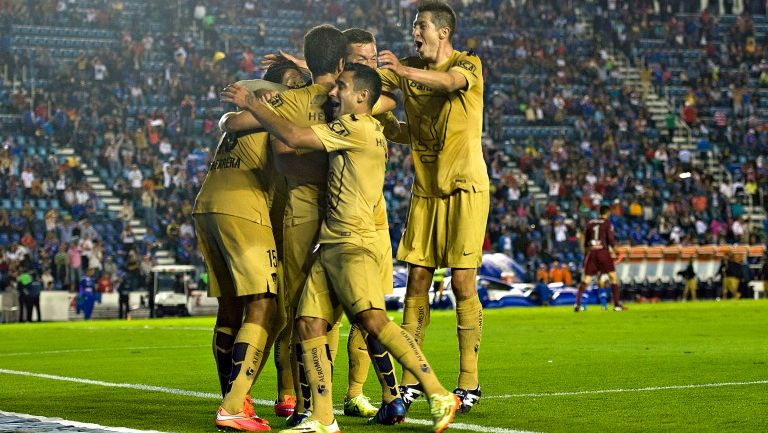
[328,119,350,137]
[456,59,477,73]
[269,94,284,108]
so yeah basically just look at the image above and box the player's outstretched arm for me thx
[378,50,468,93]
[221,84,323,151]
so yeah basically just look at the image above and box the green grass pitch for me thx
[1,300,767,433]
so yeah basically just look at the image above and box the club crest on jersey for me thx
[269,94,285,108]
[328,120,350,137]
[457,60,476,73]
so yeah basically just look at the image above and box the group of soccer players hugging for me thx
[196,2,489,432]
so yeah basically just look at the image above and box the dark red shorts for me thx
[583,248,615,276]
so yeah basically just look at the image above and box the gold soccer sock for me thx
[301,336,334,425]
[346,323,370,399]
[456,296,483,389]
[327,321,341,364]
[366,333,399,403]
[378,321,445,397]
[400,296,430,386]
[274,326,294,398]
[212,326,237,398]
[222,323,269,414]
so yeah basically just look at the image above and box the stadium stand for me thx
[0,0,766,316]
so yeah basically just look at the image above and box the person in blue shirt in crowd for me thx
[79,267,97,320]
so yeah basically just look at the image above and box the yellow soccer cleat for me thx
[343,394,377,417]
[428,393,460,433]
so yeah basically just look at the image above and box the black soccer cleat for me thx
[453,386,481,414]
[398,383,424,411]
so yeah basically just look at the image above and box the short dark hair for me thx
[262,59,302,85]
[417,1,457,39]
[344,63,381,110]
[343,28,376,46]
[599,205,611,216]
[303,25,347,76]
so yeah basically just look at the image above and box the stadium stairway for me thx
[615,57,699,165]
[56,146,175,266]
[614,49,766,237]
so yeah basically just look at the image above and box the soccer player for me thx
[197,60,306,432]
[242,27,406,425]
[338,27,406,425]
[221,25,349,427]
[262,60,307,419]
[574,205,626,312]
[222,62,459,433]
[376,1,489,413]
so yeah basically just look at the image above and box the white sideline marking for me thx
[0,369,535,433]
[0,409,170,433]
[0,368,226,402]
[485,379,768,399]
[0,345,199,357]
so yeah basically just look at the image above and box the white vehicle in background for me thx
[151,265,196,317]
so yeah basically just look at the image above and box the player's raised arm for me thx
[221,84,323,151]
[378,50,468,93]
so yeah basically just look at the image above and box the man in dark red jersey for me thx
[575,205,626,312]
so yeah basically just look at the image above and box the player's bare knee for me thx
[609,272,619,285]
[216,297,244,328]
[451,268,477,300]
[406,265,434,297]
[355,309,388,336]
[296,316,328,340]
[245,293,277,325]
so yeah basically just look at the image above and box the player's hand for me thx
[261,50,301,69]
[378,50,404,75]
[220,84,254,109]
[614,252,626,264]
[261,52,282,69]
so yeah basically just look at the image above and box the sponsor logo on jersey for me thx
[307,111,326,122]
[408,80,433,92]
[457,59,477,73]
[328,120,350,137]
[210,156,242,170]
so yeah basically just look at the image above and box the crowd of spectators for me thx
[1,0,767,299]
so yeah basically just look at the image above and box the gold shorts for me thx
[282,218,321,310]
[396,190,489,268]
[194,213,278,298]
[297,243,386,325]
[376,228,393,296]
